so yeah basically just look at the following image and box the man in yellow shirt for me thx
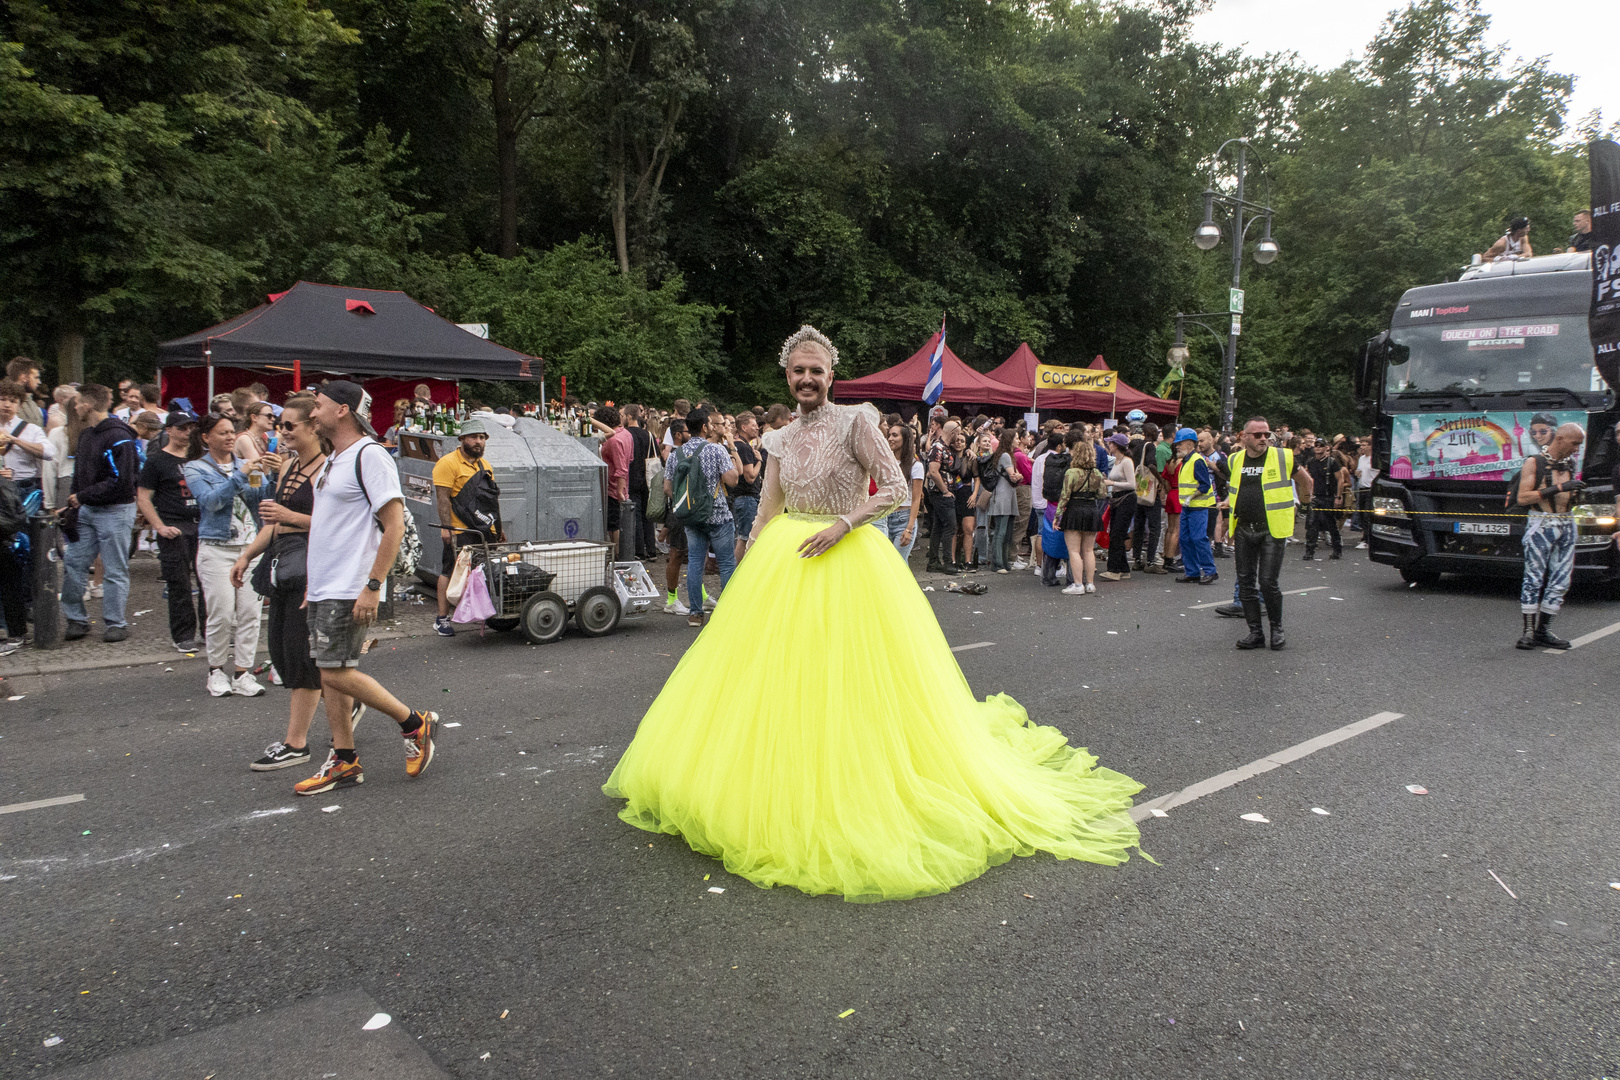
[432,418,493,636]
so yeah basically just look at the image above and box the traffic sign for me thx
[1228,287,1244,314]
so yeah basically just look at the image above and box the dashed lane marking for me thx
[950,641,994,653]
[1130,712,1404,822]
[0,794,86,816]
[1187,586,1328,610]
[1544,617,1620,654]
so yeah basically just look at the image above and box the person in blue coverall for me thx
[1173,427,1218,584]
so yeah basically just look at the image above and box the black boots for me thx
[1236,600,1266,649]
[1533,612,1571,650]
[1269,623,1286,650]
[1214,601,1244,618]
[1516,612,1537,650]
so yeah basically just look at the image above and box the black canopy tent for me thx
[157,281,539,403]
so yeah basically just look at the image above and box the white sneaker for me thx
[89,583,104,599]
[231,671,265,697]
[663,598,691,615]
[207,668,232,697]
[267,664,283,687]
[703,592,716,612]
[1355,541,1367,550]
[1031,564,1042,578]
[1062,583,1086,595]
[1085,582,1096,594]
[1010,559,1029,571]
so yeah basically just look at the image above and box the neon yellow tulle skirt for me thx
[602,512,1143,902]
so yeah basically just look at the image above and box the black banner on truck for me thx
[1591,138,1620,389]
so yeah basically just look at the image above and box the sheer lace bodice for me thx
[754,402,903,536]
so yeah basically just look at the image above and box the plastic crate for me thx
[509,540,609,605]
[612,561,659,620]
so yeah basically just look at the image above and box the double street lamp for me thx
[1191,137,1279,431]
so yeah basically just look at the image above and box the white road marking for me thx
[1187,586,1327,610]
[1130,711,1404,822]
[950,641,994,653]
[0,794,85,816]
[1544,617,1620,653]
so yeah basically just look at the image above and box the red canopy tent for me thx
[830,331,1027,407]
[986,343,1180,417]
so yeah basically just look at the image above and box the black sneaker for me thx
[103,625,129,643]
[173,638,203,653]
[250,741,311,772]
[64,621,90,641]
[1329,550,1342,560]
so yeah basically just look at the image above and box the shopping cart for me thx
[448,529,653,644]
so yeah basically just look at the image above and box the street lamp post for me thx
[1193,138,1279,431]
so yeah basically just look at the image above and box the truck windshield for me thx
[1387,317,1598,395]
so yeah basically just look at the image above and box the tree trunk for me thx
[493,46,519,259]
[57,331,84,385]
[612,142,630,276]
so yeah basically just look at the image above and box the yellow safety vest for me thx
[1178,451,1217,509]
[1228,446,1295,538]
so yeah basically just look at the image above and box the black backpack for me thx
[0,476,25,537]
[1041,451,1071,503]
[1504,454,1549,508]
[450,464,504,541]
[978,453,1001,493]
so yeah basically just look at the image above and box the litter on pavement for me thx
[321,806,341,813]
[1240,813,1270,823]
[1148,808,1169,818]
[1311,807,1331,815]
[838,1009,855,1019]
[1487,869,1518,899]
[362,1013,391,1030]
[1405,785,1428,795]
[707,886,724,893]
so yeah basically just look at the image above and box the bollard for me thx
[29,515,62,649]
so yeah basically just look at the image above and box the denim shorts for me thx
[307,598,369,669]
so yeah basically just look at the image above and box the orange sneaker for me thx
[294,750,363,795]
[403,711,438,778]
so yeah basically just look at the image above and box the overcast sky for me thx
[1190,0,1615,132]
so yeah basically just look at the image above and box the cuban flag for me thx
[922,316,946,405]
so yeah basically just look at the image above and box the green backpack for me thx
[669,442,717,526]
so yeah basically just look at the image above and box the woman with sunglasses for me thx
[232,397,359,770]
[184,413,268,697]
[234,401,276,470]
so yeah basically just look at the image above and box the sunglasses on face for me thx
[279,419,305,432]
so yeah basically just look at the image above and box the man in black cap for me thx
[1483,217,1533,262]
[136,409,204,651]
[294,381,441,796]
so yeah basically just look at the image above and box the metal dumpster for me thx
[510,416,607,543]
[396,420,606,584]
[396,426,540,584]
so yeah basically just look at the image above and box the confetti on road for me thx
[1240,813,1270,823]
[132,609,152,616]
[1106,630,1118,635]
[838,1009,855,1019]
[1329,596,1345,601]
[500,1010,509,1019]
[1406,785,1428,795]
[1487,869,1518,899]
[7,695,23,701]
[707,886,725,894]
[362,1013,391,1030]
[321,806,341,813]
[1148,808,1169,818]
[444,722,462,727]
[1609,883,1620,891]
[43,1036,61,1047]
[480,1052,491,1061]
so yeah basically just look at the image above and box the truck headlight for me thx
[1571,503,1616,546]
[1372,497,1408,520]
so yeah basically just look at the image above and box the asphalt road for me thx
[5,537,1619,1078]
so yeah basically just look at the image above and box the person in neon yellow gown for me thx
[603,326,1142,902]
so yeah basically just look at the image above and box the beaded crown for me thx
[778,325,839,369]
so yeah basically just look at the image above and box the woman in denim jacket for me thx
[184,413,269,698]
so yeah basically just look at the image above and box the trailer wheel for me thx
[1399,566,1442,586]
[519,591,569,644]
[485,616,520,632]
[574,586,622,637]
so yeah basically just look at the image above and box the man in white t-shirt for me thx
[293,380,440,796]
[0,377,55,499]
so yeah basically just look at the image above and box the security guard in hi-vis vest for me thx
[1228,417,1314,651]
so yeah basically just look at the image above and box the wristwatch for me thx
[365,578,383,593]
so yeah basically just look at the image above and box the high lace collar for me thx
[795,402,837,427]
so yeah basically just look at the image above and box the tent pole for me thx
[205,343,214,403]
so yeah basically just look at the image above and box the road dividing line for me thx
[1544,617,1620,654]
[0,793,85,816]
[950,641,994,653]
[1187,586,1327,610]
[1129,712,1404,822]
